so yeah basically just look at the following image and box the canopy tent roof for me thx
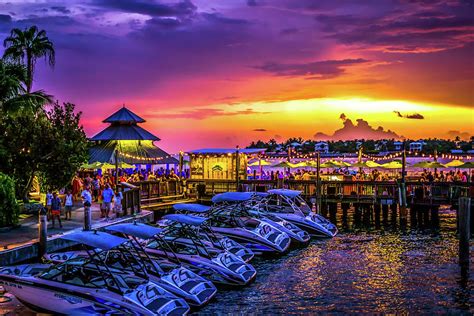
[90,124,160,141]
[89,140,178,165]
[61,231,127,250]
[106,223,163,239]
[380,161,403,169]
[350,161,381,168]
[212,191,253,204]
[320,161,342,168]
[458,162,474,168]
[267,189,302,198]
[445,159,465,167]
[173,203,211,213]
[189,148,266,155]
[272,161,297,168]
[103,107,146,124]
[248,159,272,166]
[163,214,208,226]
[412,161,446,168]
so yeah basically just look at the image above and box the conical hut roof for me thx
[90,124,160,141]
[103,107,145,123]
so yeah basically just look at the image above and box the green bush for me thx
[0,172,20,227]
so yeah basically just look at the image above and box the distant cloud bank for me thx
[314,113,401,140]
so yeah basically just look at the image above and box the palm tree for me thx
[0,60,52,114]
[3,26,55,93]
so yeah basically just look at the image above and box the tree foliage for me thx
[0,172,19,227]
[3,26,55,92]
[0,102,89,199]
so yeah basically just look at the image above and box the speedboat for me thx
[206,192,291,255]
[172,203,254,262]
[45,224,217,307]
[0,231,190,315]
[259,189,338,237]
[215,192,311,245]
[148,215,256,286]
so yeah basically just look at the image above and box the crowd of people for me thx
[252,168,474,182]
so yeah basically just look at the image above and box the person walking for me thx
[50,192,63,228]
[92,176,100,202]
[45,190,53,220]
[64,190,74,220]
[102,184,115,220]
[81,185,93,231]
[114,187,123,217]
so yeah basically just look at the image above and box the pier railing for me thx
[118,183,141,215]
[130,179,472,208]
[182,179,472,205]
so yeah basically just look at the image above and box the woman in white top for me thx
[64,190,74,220]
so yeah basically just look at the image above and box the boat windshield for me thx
[40,260,147,293]
[293,195,312,215]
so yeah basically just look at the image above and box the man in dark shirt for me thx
[51,192,63,228]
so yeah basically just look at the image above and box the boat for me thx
[0,231,190,315]
[45,223,217,307]
[211,192,311,245]
[204,192,291,254]
[148,214,256,286]
[258,189,338,237]
[172,203,255,262]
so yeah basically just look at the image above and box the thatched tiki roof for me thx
[89,106,178,165]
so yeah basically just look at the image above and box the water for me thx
[2,207,473,315]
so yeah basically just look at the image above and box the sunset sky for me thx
[0,0,473,152]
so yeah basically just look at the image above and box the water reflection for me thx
[196,206,472,314]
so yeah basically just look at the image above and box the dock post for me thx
[84,203,92,231]
[38,206,48,259]
[459,197,471,268]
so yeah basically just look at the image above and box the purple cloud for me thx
[255,58,368,79]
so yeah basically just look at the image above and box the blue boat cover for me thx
[267,189,302,198]
[106,223,162,239]
[163,214,208,226]
[61,231,127,250]
[211,192,253,204]
[173,203,211,213]
[253,192,269,197]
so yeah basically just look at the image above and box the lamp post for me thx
[235,146,240,191]
[114,149,119,187]
[400,141,407,219]
[178,151,184,177]
[316,152,321,213]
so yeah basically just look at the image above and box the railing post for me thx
[459,197,471,268]
[123,191,128,216]
[38,206,48,259]
[136,189,141,214]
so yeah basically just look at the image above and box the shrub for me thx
[0,172,20,227]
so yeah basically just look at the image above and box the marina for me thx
[0,1,473,314]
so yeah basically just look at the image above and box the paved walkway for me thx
[0,203,124,250]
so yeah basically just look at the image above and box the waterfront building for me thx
[314,141,329,154]
[188,148,264,180]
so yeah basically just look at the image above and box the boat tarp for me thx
[211,192,254,204]
[267,189,302,198]
[106,223,162,239]
[61,231,127,250]
[163,214,208,226]
[173,203,211,213]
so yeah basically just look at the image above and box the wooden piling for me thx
[459,197,471,267]
[38,207,48,259]
[84,203,92,231]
